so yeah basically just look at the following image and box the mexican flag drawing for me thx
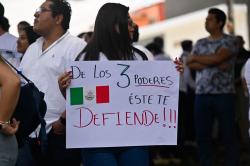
[70,85,110,105]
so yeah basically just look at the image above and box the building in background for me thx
[135,0,249,59]
[131,2,165,27]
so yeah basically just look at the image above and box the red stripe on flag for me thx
[96,86,110,103]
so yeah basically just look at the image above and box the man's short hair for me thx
[181,40,193,52]
[153,36,164,50]
[0,2,4,17]
[208,8,226,30]
[49,0,71,31]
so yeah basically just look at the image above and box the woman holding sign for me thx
[59,3,183,166]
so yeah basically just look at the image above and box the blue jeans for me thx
[16,130,80,166]
[81,147,149,166]
[194,94,239,166]
[0,133,18,166]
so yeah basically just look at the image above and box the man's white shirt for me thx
[19,31,86,134]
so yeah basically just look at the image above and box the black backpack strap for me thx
[0,54,32,83]
[1,53,48,150]
[132,46,148,61]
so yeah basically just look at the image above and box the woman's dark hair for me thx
[82,3,133,61]
[18,21,30,31]
[23,26,40,45]
[208,8,226,30]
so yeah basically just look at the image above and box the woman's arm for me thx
[0,57,20,122]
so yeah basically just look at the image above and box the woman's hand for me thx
[58,71,72,98]
[174,57,184,74]
[1,118,20,136]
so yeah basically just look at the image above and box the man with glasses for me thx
[16,0,86,166]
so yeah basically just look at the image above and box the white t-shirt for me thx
[0,32,22,67]
[19,31,86,134]
[133,44,154,61]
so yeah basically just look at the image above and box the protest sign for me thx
[66,61,179,148]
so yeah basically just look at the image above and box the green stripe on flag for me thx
[70,87,84,105]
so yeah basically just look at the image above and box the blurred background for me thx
[1,0,249,58]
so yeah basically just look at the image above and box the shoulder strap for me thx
[0,54,32,83]
[132,46,148,61]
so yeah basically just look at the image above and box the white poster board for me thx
[66,61,179,148]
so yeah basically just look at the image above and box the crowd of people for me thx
[0,0,250,166]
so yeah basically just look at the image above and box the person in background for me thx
[17,21,30,35]
[234,35,250,149]
[187,8,238,166]
[146,42,171,61]
[0,4,22,67]
[152,36,171,60]
[235,35,250,78]
[78,31,93,43]
[153,36,164,51]
[83,31,93,43]
[16,0,86,165]
[17,26,40,55]
[243,58,250,147]
[58,3,183,166]
[179,40,196,146]
[77,31,93,43]
[146,36,171,61]
[77,32,85,38]
[0,55,20,166]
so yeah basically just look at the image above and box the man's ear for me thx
[218,21,223,29]
[55,14,63,25]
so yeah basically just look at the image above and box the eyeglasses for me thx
[35,7,52,14]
